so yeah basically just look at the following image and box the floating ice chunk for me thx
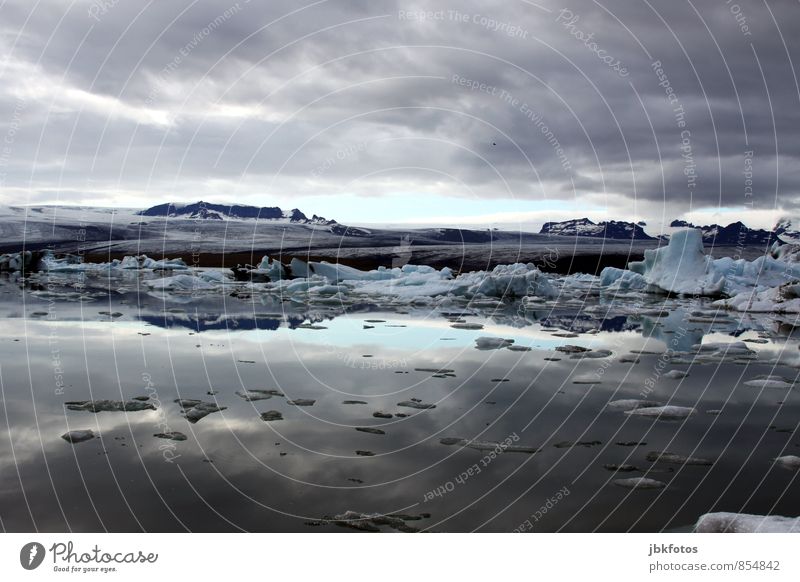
[572,375,601,384]
[61,430,96,443]
[175,399,227,423]
[260,411,284,421]
[555,344,591,354]
[474,337,514,350]
[145,274,215,292]
[646,451,713,466]
[613,477,666,489]
[397,400,436,409]
[355,427,385,435]
[289,258,310,278]
[462,263,557,298]
[235,389,284,401]
[599,267,647,291]
[439,437,539,453]
[607,399,664,412]
[197,269,231,284]
[571,349,612,359]
[774,455,800,470]
[154,431,187,441]
[450,322,484,330]
[66,399,156,413]
[254,256,286,281]
[744,376,794,390]
[663,370,689,379]
[286,398,316,406]
[321,511,429,532]
[624,405,696,419]
[604,464,639,472]
[695,512,800,533]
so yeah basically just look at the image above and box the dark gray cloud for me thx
[0,0,798,228]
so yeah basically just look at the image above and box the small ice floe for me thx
[355,427,385,435]
[706,409,722,415]
[414,368,455,374]
[342,400,367,405]
[624,405,696,420]
[663,370,689,379]
[695,512,800,533]
[175,399,227,423]
[692,341,757,361]
[774,455,800,470]
[613,477,666,490]
[607,399,664,412]
[398,400,436,409]
[154,431,187,441]
[570,349,613,359]
[450,322,484,330]
[260,411,283,421]
[61,430,96,443]
[572,375,601,385]
[439,438,539,454]
[235,389,284,401]
[556,344,591,354]
[507,345,532,352]
[474,337,515,350]
[65,399,156,413]
[553,440,602,448]
[743,375,795,390]
[317,510,430,532]
[287,398,316,406]
[646,451,713,466]
[603,464,639,472]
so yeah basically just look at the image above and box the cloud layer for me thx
[1,0,798,229]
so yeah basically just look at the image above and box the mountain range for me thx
[137,201,336,225]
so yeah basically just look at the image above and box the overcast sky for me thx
[1,0,798,231]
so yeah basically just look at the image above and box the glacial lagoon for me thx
[1,269,799,532]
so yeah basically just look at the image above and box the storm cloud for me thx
[0,0,798,229]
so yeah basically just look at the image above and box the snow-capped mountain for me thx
[137,201,336,225]
[668,220,776,246]
[774,217,800,244]
[539,218,654,240]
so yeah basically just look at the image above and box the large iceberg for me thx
[603,228,800,300]
[627,229,725,296]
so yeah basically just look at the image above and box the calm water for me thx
[1,270,799,532]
